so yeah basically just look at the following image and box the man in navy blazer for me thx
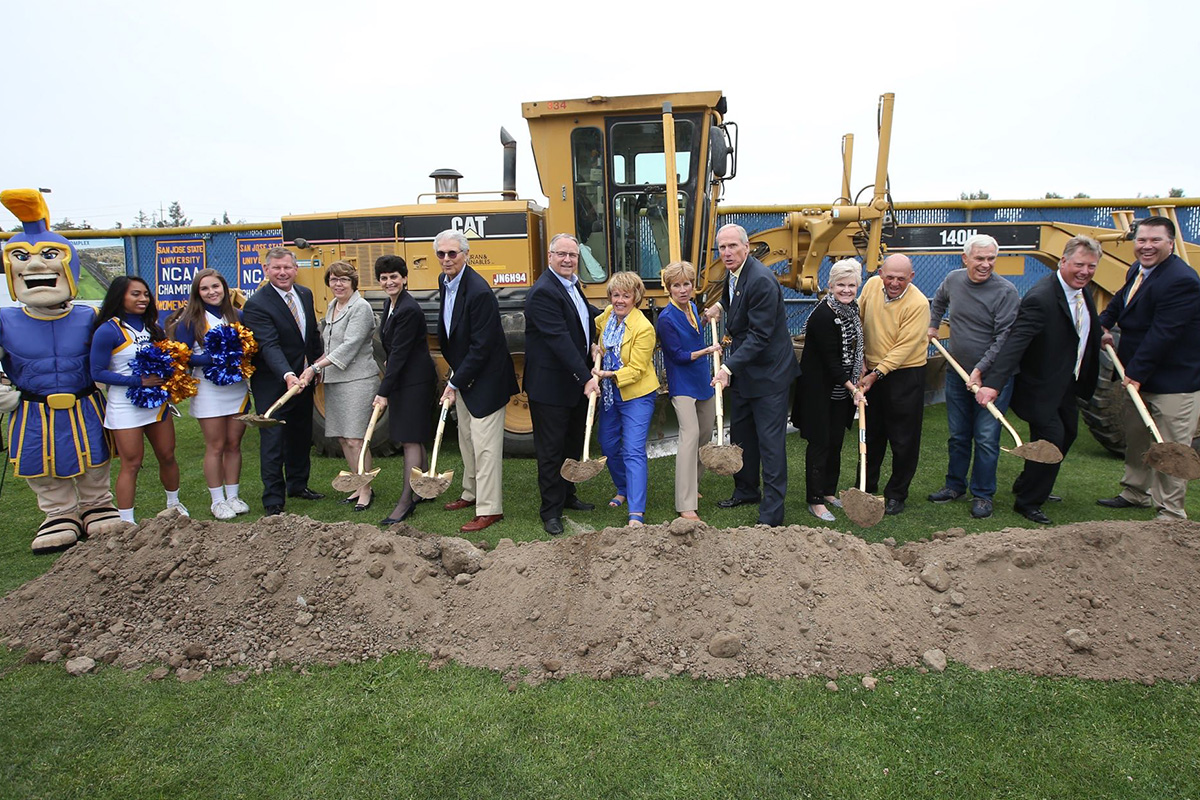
[977,236,1102,524]
[1096,216,1200,519]
[242,247,324,514]
[435,230,519,533]
[704,223,800,527]
[524,233,601,535]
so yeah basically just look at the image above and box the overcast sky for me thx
[5,0,1197,229]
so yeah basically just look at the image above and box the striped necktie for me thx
[284,291,302,332]
[1073,292,1084,378]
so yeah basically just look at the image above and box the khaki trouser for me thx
[671,395,716,513]
[455,397,506,516]
[1119,389,1200,519]
[26,464,114,517]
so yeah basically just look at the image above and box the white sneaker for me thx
[210,499,236,520]
[168,502,190,517]
[226,496,250,515]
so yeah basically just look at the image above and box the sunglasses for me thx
[436,250,463,259]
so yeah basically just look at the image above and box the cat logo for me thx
[452,215,489,238]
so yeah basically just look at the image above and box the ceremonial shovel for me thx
[561,353,607,483]
[331,404,383,492]
[411,397,455,499]
[840,397,885,527]
[1105,344,1200,480]
[930,339,1063,464]
[699,318,744,476]
[237,383,303,428]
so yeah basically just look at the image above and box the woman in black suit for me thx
[794,258,867,522]
[372,255,437,524]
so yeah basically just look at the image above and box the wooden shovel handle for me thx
[357,404,384,474]
[930,337,1025,447]
[582,352,602,462]
[428,397,452,474]
[1104,343,1165,443]
[710,317,725,446]
[264,382,304,419]
[857,398,868,491]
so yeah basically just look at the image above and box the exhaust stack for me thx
[500,127,517,201]
[430,168,462,203]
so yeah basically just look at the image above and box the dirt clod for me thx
[1,515,1198,684]
[65,656,95,676]
[698,443,743,476]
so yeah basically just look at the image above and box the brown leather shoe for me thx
[460,514,502,532]
[444,498,475,511]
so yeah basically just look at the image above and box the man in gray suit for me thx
[704,223,799,526]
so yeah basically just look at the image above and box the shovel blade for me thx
[840,487,885,528]
[236,413,284,428]
[1010,440,1063,464]
[411,470,454,499]
[561,456,607,483]
[332,468,381,493]
[1144,442,1200,481]
[699,443,744,476]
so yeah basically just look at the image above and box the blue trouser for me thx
[598,392,655,515]
[944,371,1012,500]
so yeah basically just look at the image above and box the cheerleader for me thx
[90,276,185,523]
[171,269,250,520]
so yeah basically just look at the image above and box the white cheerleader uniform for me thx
[190,311,251,419]
[102,319,170,430]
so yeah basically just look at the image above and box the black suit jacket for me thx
[523,269,599,407]
[1097,253,1200,394]
[723,255,799,397]
[243,283,322,405]
[984,272,1100,423]
[437,265,519,418]
[379,290,436,396]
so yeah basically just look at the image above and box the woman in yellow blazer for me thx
[593,272,658,527]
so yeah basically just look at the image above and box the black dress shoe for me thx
[353,493,374,512]
[289,488,325,501]
[717,495,760,509]
[543,517,565,536]
[564,497,595,511]
[340,497,356,505]
[264,505,285,516]
[380,504,414,526]
[1015,504,1052,524]
[1096,495,1139,509]
[884,498,905,516]
[1047,494,1063,503]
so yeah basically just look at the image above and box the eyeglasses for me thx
[436,250,463,259]
[328,276,352,284]
[551,251,579,259]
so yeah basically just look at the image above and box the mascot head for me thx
[2,189,79,307]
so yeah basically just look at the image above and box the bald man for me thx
[858,254,929,515]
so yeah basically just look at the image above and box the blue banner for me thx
[236,236,282,298]
[154,238,206,322]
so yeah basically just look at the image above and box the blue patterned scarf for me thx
[601,312,626,410]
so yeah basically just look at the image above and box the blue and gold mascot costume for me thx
[0,189,124,552]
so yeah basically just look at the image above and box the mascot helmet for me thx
[2,189,80,301]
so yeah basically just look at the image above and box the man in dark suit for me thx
[242,247,324,514]
[704,223,800,527]
[524,233,601,536]
[435,230,519,533]
[976,235,1102,524]
[1095,216,1200,519]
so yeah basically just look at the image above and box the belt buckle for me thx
[46,392,76,410]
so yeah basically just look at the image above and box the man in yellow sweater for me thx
[858,254,929,515]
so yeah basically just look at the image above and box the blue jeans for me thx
[598,392,656,515]
[944,372,1012,500]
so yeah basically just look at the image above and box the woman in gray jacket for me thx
[311,260,380,510]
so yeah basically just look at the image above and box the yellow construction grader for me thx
[279,90,1198,455]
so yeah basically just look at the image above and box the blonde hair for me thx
[606,271,646,306]
[661,261,696,289]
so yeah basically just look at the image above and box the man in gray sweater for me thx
[926,234,1020,518]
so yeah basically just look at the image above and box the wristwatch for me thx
[311,363,324,374]
[871,368,885,382]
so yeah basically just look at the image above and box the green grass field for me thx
[1,404,1198,799]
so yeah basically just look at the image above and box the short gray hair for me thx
[963,234,999,256]
[827,258,863,290]
[434,230,470,253]
[717,223,749,245]
[549,233,579,251]
[1062,235,1102,260]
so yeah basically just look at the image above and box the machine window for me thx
[571,127,607,282]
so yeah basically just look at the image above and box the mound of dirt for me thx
[1,512,1197,684]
